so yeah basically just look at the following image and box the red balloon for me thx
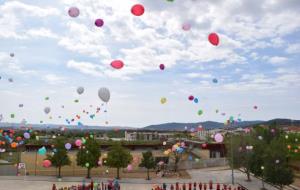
[131,4,145,16]
[208,33,219,46]
[188,95,194,101]
[42,160,52,168]
[159,64,165,70]
[111,60,124,69]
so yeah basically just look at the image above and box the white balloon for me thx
[44,107,51,114]
[77,87,84,95]
[98,87,110,103]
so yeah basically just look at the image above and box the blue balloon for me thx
[188,155,193,161]
[194,98,199,103]
[212,78,218,83]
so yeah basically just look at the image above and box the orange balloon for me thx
[11,142,18,148]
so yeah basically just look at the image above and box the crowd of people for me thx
[152,182,246,190]
[52,180,247,190]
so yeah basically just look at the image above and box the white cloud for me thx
[43,74,66,85]
[267,56,289,64]
[26,28,58,39]
[286,43,300,54]
[67,60,105,77]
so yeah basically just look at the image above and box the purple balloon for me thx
[65,143,72,150]
[23,132,30,139]
[95,19,104,27]
[182,23,191,31]
[68,7,80,18]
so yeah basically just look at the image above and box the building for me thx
[196,127,225,141]
[125,130,175,141]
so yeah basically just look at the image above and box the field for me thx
[19,150,191,179]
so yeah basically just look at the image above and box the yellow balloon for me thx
[160,97,167,104]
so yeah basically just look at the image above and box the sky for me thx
[0,0,299,128]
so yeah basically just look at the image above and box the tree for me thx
[46,138,71,178]
[76,137,101,178]
[264,138,294,190]
[139,151,156,180]
[106,143,132,179]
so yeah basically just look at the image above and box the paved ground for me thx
[0,167,293,190]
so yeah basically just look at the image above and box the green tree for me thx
[139,151,156,180]
[106,143,132,179]
[76,137,101,178]
[46,138,71,178]
[264,138,294,189]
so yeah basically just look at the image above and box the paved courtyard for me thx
[0,167,286,190]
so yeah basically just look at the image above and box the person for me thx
[209,181,212,190]
[216,183,220,190]
[198,183,202,190]
[52,184,57,190]
[163,183,167,190]
[193,182,197,190]
[171,184,174,190]
[113,178,120,190]
[188,182,192,190]
[91,180,94,190]
[203,183,207,190]
[176,182,179,190]
[182,183,186,190]
[108,180,113,190]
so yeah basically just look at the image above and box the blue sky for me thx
[0,0,299,127]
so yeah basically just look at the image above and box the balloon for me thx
[85,163,90,168]
[45,97,49,101]
[11,142,18,148]
[74,99,79,103]
[193,98,198,103]
[18,104,24,108]
[182,23,191,31]
[188,95,194,101]
[188,155,193,161]
[201,143,207,148]
[197,110,203,116]
[44,107,51,114]
[111,60,124,69]
[23,132,30,139]
[98,87,110,102]
[75,139,82,147]
[253,106,258,109]
[42,160,51,168]
[38,147,46,155]
[208,33,219,46]
[0,114,2,121]
[95,18,104,27]
[131,4,145,16]
[10,53,14,57]
[65,143,72,150]
[212,78,218,83]
[160,97,167,104]
[127,164,133,171]
[8,78,13,82]
[163,141,167,145]
[214,133,224,143]
[275,160,280,164]
[77,87,84,95]
[68,7,80,17]
[159,64,165,70]
[10,114,15,118]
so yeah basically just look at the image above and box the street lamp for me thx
[261,166,267,190]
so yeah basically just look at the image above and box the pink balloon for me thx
[75,139,82,147]
[182,23,191,31]
[42,160,52,168]
[127,164,133,171]
[214,133,224,143]
[95,19,104,27]
[208,33,219,46]
[159,64,165,70]
[111,60,124,69]
[188,95,194,101]
[131,4,145,16]
[68,7,80,18]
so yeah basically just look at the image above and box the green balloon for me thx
[85,163,90,168]
[197,110,203,116]
[10,114,15,118]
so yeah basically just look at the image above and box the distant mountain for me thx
[0,118,299,131]
[143,120,263,131]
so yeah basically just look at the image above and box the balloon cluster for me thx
[164,142,186,155]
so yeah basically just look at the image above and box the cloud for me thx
[43,74,66,85]
[26,28,58,39]
[286,43,300,54]
[267,56,289,64]
[67,60,105,77]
